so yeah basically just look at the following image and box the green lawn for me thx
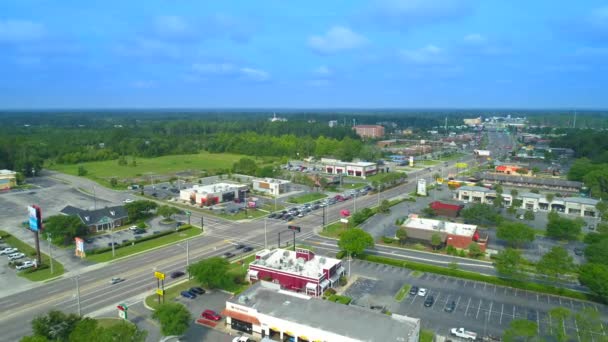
[212,208,269,221]
[287,192,327,204]
[394,283,412,302]
[339,182,367,190]
[86,227,202,263]
[48,151,247,187]
[145,254,256,309]
[319,222,349,238]
[0,230,65,281]
[420,330,434,342]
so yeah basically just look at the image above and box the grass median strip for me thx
[287,192,327,204]
[358,253,593,303]
[86,226,201,263]
[0,230,65,281]
[394,284,411,302]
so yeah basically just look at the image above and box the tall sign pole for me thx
[28,205,43,266]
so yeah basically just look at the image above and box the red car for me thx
[201,310,221,321]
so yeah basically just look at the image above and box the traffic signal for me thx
[288,225,301,233]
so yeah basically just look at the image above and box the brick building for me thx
[401,214,488,251]
[353,125,385,139]
[429,201,464,217]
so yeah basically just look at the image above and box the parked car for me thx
[1,247,18,255]
[8,252,26,260]
[84,238,94,244]
[110,277,124,285]
[574,248,584,256]
[180,290,196,299]
[170,271,185,279]
[107,242,118,247]
[129,225,138,230]
[232,337,251,342]
[268,212,277,219]
[417,288,427,296]
[223,252,235,259]
[424,296,435,307]
[189,287,205,295]
[16,260,36,270]
[242,246,254,252]
[444,300,456,313]
[134,229,146,234]
[409,286,419,296]
[201,310,221,321]
[235,244,245,250]
[123,199,134,203]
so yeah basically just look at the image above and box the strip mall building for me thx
[221,281,420,342]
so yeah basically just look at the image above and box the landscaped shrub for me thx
[338,275,348,286]
[336,250,347,259]
[382,236,394,244]
[446,245,457,255]
[323,288,336,297]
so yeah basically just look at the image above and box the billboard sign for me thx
[28,205,42,232]
[74,237,86,258]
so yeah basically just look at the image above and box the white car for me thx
[129,225,138,230]
[232,337,250,342]
[123,199,134,203]
[0,247,18,255]
[8,252,26,260]
[417,288,428,296]
[16,260,36,270]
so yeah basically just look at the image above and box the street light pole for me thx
[47,233,54,274]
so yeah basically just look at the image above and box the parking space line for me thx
[536,310,540,335]
[504,287,507,295]
[488,302,493,321]
[464,298,472,316]
[548,311,553,335]
[442,294,451,311]
[559,297,562,306]
[473,282,477,289]
[434,292,441,308]
[500,304,504,324]
[409,293,418,305]
[494,284,497,294]
[513,306,516,320]
[476,300,482,319]
[455,296,461,311]
[514,288,518,296]
[536,294,539,302]
[483,283,487,291]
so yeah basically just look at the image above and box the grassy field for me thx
[48,151,247,186]
[420,330,434,342]
[0,230,65,281]
[86,226,201,263]
[287,192,327,204]
[394,283,412,302]
[96,318,133,329]
[145,254,255,309]
[319,222,349,238]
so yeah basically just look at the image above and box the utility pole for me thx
[201,216,204,230]
[75,275,82,317]
[47,233,54,274]
[264,218,268,249]
[322,206,326,229]
[353,192,357,213]
[110,221,116,258]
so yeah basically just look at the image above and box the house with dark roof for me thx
[60,205,128,232]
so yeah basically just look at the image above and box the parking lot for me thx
[345,259,608,340]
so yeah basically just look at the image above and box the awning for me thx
[248,270,259,279]
[320,279,330,289]
[306,282,317,290]
[220,309,260,325]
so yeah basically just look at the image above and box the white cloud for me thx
[400,44,446,64]
[464,33,486,43]
[192,63,270,82]
[313,65,332,76]
[0,20,46,43]
[308,26,367,54]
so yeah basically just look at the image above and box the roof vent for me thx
[84,216,90,222]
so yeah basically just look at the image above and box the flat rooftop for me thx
[182,182,245,194]
[404,216,477,237]
[254,178,290,184]
[251,249,341,279]
[233,282,419,342]
[320,158,376,167]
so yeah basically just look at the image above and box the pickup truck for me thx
[451,327,477,340]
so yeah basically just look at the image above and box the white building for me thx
[320,158,378,179]
[219,281,420,342]
[252,178,290,196]
[179,182,247,206]
[328,120,338,128]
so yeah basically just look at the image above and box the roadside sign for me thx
[340,218,349,224]
[185,211,191,216]
[154,271,165,280]
[156,289,164,296]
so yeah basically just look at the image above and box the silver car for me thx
[8,252,26,260]
[0,247,18,255]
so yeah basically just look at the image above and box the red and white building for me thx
[320,158,378,179]
[401,215,488,251]
[247,248,344,297]
[179,182,247,206]
[353,125,385,138]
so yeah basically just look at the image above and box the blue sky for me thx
[1,0,607,109]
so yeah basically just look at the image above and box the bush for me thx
[446,245,457,255]
[327,294,352,305]
[336,250,347,259]
[458,250,467,257]
[382,236,395,244]
[339,275,348,286]
[323,288,337,297]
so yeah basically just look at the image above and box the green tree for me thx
[492,195,503,208]
[421,207,436,217]
[31,310,81,341]
[378,199,391,213]
[579,263,608,302]
[430,233,443,250]
[510,189,519,197]
[157,205,181,220]
[338,228,374,256]
[110,177,118,187]
[545,193,555,203]
[496,222,536,248]
[549,307,571,342]
[506,206,517,216]
[523,210,534,221]
[77,165,87,176]
[43,215,89,245]
[232,157,258,175]
[395,228,408,245]
[511,198,523,208]
[495,248,525,280]
[467,243,484,258]
[503,319,538,342]
[584,238,608,264]
[188,257,232,289]
[536,246,574,281]
[546,212,583,241]
[596,201,608,220]
[68,318,98,342]
[568,158,596,181]
[576,308,603,342]
[20,336,49,342]
[494,184,503,194]
[152,302,192,337]
[461,203,502,225]
[124,200,158,222]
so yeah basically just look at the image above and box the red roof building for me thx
[429,201,464,217]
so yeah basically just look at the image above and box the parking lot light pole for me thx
[110,222,115,258]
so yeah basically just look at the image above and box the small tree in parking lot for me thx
[430,233,443,250]
[157,205,181,221]
[152,303,191,337]
[188,257,232,289]
[395,228,408,245]
[523,210,535,221]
